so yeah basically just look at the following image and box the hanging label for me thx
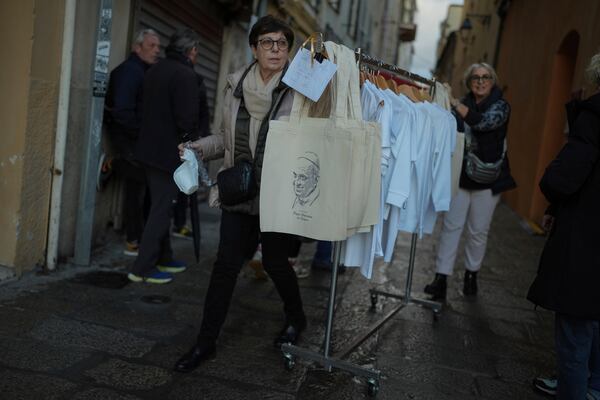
[282,48,337,102]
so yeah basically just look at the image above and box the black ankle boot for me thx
[274,316,307,348]
[463,270,478,296]
[424,273,447,300]
[174,342,216,373]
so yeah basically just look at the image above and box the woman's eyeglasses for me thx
[257,38,289,51]
[469,74,493,83]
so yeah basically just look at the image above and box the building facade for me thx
[495,1,600,224]
[435,0,505,98]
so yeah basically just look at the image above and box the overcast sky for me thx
[411,0,464,78]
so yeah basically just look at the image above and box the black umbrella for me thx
[189,192,201,263]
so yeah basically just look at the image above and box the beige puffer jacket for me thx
[196,64,294,213]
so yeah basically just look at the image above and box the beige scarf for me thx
[242,63,283,156]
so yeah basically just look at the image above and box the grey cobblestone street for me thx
[0,202,552,399]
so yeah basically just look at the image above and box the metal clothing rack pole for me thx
[281,47,443,398]
[282,241,382,396]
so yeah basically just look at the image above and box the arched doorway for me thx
[529,30,579,223]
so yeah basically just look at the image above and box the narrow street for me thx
[0,202,552,399]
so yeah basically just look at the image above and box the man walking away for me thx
[128,29,201,284]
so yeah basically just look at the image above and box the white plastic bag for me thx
[173,148,199,194]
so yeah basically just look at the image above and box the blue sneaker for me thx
[533,375,556,396]
[588,389,600,400]
[157,260,187,274]
[128,270,173,284]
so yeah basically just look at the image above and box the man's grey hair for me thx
[132,28,158,46]
[463,62,498,91]
[166,29,200,56]
[586,51,600,88]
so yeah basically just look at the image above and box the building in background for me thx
[435,0,600,227]
[434,0,506,98]
[434,3,463,84]
[495,1,600,226]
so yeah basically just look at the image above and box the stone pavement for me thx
[0,202,553,399]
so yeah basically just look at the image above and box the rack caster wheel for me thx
[367,378,380,397]
[370,293,378,310]
[283,353,295,371]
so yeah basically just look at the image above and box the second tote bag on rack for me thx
[339,44,381,234]
[260,42,369,241]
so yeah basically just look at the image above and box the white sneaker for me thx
[248,245,267,280]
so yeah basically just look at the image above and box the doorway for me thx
[529,30,579,223]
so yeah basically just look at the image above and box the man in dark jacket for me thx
[527,54,600,399]
[171,74,211,239]
[104,29,160,256]
[128,29,201,284]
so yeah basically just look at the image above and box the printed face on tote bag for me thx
[292,151,320,209]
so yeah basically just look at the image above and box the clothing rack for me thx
[353,49,443,320]
[280,48,442,398]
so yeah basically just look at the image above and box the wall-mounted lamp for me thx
[459,13,491,42]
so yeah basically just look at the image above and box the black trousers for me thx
[123,177,148,242]
[115,159,147,242]
[172,191,189,229]
[198,210,306,344]
[131,166,178,276]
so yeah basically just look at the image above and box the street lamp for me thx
[459,13,491,43]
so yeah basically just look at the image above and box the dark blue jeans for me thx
[555,313,600,399]
[314,241,332,263]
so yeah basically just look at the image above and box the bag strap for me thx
[465,130,507,161]
[253,85,291,169]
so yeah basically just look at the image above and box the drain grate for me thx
[70,271,130,289]
[140,295,171,304]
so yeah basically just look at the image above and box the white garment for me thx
[435,188,500,275]
[342,81,391,278]
[344,82,455,276]
[432,81,463,198]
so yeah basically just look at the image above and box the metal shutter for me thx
[134,0,224,119]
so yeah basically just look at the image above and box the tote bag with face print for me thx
[260,42,381,241]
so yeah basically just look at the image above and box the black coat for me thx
[104,53,150,160]
[527,92,600,319]
[134,51,200,173]
[457,86,517,194]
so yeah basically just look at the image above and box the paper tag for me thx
[282,48,337,102]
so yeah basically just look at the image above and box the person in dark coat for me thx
[104,29,160,256]
[127,29,201,284]
[527,52,600,400]
[171,74,211,239]
[424,62,517,300]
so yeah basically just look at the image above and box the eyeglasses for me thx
[257,38,289,51]
[469,74,493,83]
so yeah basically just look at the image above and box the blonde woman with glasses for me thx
[424,63,516,300]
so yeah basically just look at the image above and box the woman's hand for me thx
[541,214,555,233]
[179,140,203,160]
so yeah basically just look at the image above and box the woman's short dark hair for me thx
[248,15,294,49]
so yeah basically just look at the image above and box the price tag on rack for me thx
[282,47,337,102]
